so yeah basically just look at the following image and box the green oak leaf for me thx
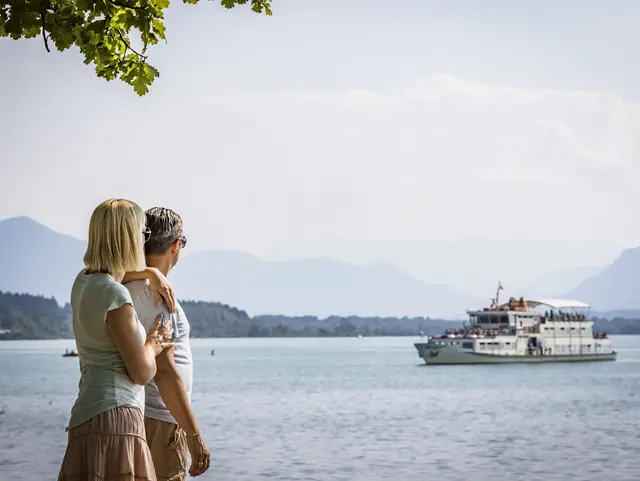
[151,18,165,41]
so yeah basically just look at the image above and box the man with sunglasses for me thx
[124,207,210,479]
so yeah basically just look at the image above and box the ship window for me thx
[462,342,474,349]
[500,317,509,324]
[480,342,486,346]
[505,342,511,346]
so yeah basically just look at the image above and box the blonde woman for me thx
[58,199,174,481]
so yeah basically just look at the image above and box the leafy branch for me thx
[0,0,273,95]
[108,0,146,10]
[40,0,50,52]
[116,27,145,59]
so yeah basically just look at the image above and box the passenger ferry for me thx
[414,285,616,365]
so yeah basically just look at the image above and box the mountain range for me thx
[568,247,640,312]
[0,217,86,303]
[0,217,480,318]
[0,216,637,318]
[169,252,480,318]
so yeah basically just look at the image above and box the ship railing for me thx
[431,331,515,340]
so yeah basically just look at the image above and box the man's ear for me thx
[170,239,180,254]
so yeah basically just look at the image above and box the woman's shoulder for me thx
[101,278,134,311]
[75,272,133,313]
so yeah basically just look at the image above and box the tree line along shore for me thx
[1,291,640,340]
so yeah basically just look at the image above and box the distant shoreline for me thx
[3,290,640,340]
[3,333,640,342]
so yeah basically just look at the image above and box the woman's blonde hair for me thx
[83,199,146,275]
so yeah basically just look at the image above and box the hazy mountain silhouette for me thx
[170,252,481,318]
[567,247,640,310]
[523,265,605,298]
[0,216,85,302]
[0,217,480,318]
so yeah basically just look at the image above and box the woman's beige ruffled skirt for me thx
[57,406,157,481]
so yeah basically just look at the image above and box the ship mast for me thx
[493,281,503,308]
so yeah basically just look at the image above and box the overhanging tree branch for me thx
[108,0,146,10]
[40,0,50,52]
[116,28,146,59]
[3,0,273,96]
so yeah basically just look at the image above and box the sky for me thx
[1,0,639,299]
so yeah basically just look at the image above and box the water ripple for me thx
[0,336,639,481]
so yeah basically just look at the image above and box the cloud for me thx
[1,72,637,269]
[204,74,639,246]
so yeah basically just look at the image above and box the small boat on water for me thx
[63,349,79,357]
[414,284,616,366]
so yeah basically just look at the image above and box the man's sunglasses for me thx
[142,228,186,249]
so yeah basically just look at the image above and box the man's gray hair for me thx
[144,207,183,256]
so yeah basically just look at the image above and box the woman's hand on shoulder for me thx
[145,313,175,357]
[146,268,176,314]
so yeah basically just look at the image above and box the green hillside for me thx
[0,291,73,339]
[1,290,640,340]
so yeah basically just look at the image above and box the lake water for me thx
[1,336,639,481]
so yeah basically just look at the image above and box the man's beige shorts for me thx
[145,417,189,481]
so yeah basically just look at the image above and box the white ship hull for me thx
[415,342,617,365]
[415,292,617,366]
